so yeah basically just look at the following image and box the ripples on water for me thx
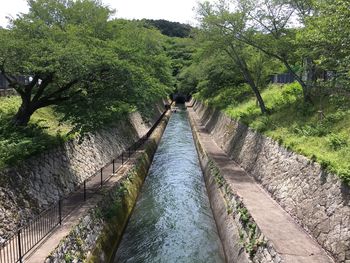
[113,107,225,263]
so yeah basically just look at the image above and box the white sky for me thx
[0,0,209,28]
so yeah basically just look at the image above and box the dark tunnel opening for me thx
[172,93,191,104]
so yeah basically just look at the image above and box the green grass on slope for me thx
[199,83,350,185]
[0,96,73,169]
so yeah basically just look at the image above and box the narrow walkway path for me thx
[187,107,333,263]
[24,157,136,263]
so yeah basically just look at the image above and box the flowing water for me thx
[113,107,225,263]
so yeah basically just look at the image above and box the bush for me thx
[324,110,347,124]
[0,96,72,169]
[292,123,329,137]
[252,116,272,132]
[327,133,348,150]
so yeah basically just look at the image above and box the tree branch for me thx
[0,65,25,96]
[32,73,55,103]
[35,89,82,109]
[38,78,79,102]
[24,75,40,96]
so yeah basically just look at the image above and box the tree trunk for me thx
[227,46,268,114]
[12,101,34,126]
[248,78,267,114]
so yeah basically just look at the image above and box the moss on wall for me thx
[86,140,158,263]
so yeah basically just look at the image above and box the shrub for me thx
[292,123,329,137]
[327,133,348,150]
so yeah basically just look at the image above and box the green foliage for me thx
[209,160,225,187]
[199,82,350,184]
[235,200,264,258]
[0,1,172,127]
[64,253,73,262]
[327,134,348,151]
[164,37,197,95]
[206,84,252,109]
[196,0,310,102]
[293,123,329,137]
[237,206,250,227]
[301,0,350,82]
[143,19,192,38]
[0,96,72,169]
[0,3,174,166]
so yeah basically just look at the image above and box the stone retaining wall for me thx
[188,109,282,263]
[0,101,166,241]
[192,100,350,262]
[45,110,170,263]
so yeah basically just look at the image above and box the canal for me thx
[112,107,225,263]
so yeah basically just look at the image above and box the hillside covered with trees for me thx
[175,0,350,184]
[0,0,349,185]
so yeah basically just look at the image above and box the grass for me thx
[0,96,73,169]
[196,82,350,185]
[0,94,163,170]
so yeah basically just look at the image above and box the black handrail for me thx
[0,107,170,263]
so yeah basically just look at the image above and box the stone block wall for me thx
[188,110,282,263]
[193,101,349,262]
[0,101,166,241]
[45,109,169,263]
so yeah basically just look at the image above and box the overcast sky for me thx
[0,0,209,28]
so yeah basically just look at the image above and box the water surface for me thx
[113,107,225,263]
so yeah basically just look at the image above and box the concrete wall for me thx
[192,101,349,262]
[0,101,166,241]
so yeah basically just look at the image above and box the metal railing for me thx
[0,108,169,263]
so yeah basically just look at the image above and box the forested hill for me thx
[143,19,192,38]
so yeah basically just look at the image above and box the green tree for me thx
[143,19,192,38]
[49,20,173,132]
[0,1,172,127]
[201,0,311,102]
[197,2,268,113]
[0,0,114,126]
[301,0,350,90]
[165,37,196,94]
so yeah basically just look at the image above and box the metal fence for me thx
[0,108,168,263]
[0,88,17,97]
[271,73,295,84]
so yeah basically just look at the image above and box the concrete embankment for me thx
[0,101,166,240]
[190,100,349,262]
[187,104,334,263]
[45,110,171,263]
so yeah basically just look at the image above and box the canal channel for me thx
[112,106,225,262]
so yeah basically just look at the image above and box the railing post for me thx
[100,168,103,187]
[18,230,23,263]
[84,180,87,201]
[58,199,62,225]
[112,159,115,174]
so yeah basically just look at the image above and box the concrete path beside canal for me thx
[187,106,334,263]
[24,160,135,263]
